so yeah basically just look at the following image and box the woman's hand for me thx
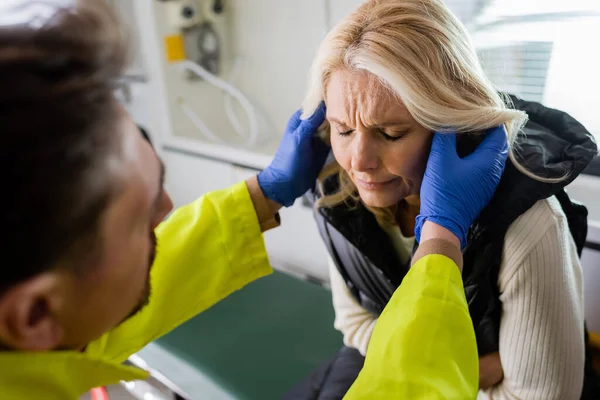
[258,103,329,207]
[415,126,509,248]
[479,352,504,389]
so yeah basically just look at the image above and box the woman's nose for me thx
[351,133,379,172]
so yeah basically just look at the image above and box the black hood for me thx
[474,95,597,232]
[509,95,596,182]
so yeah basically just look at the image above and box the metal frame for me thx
[127,354,193,400]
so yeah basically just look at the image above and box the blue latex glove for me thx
[415,126,509,248]
[258,103,329,207]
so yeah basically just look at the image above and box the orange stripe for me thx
[90,387,109,400]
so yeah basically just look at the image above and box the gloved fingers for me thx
[285,109,304,133]
[297,102,326,136]
[431,132,458,156]
[466,125,509,162]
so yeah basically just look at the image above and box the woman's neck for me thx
[395,196,420,237]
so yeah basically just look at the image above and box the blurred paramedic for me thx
[0,1,506,399]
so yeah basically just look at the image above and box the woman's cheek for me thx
[387,137,431,184]
[330,136,351,170]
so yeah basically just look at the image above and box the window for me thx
[478,42,553,103]
[444,0,600,174]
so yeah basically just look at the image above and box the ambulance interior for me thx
[90,0,600,398]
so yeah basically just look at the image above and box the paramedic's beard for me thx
[125,231,157,321]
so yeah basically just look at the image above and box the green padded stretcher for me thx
[132,270,343,399]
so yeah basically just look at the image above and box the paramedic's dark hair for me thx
[0,1,130,292]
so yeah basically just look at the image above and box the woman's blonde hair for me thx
[302,0,552,227]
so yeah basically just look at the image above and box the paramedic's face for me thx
[326,70,433,208]
[59,110,174,348]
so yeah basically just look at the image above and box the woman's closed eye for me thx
[337,129,354,137]
[336,127,407,142]
[377,128,405,142]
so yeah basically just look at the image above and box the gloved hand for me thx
[415,125,509,248]
[258,103,329,207]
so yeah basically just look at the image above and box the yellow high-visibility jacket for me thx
[0,181,477,399]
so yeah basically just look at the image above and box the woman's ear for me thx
[0,273,64,351]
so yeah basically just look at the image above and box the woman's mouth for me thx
[355,177,399,190]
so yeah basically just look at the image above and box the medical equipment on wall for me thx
[166,0,204,29]
[158,0,270,149]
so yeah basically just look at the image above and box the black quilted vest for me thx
[310,96,600,397]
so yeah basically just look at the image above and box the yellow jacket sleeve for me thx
[86,181,273,362]
[345,254,478,400]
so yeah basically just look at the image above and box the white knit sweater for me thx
[329,196,585,399]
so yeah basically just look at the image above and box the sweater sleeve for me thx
[329,259,377,356]
[478,198,585,400]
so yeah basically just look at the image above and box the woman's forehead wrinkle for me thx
[363,77,394,127]
[341,74,371,127]
[341,77,357,126]
[336,70,406,128]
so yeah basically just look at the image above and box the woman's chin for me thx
[358,190,403,209]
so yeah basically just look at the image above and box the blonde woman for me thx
[284,1,599,399]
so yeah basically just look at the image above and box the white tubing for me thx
[177,98,226,145]
[178,60,260,147]
[224,57,246,140]
[225,57,279,144]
